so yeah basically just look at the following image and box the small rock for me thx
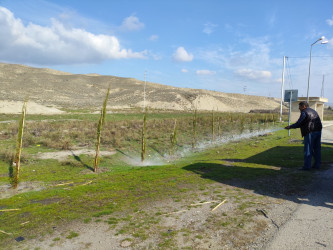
[120,240,132,247]
[15,236,25,242]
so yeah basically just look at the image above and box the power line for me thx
[287,55,333,58]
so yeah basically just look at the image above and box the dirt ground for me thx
[13,181,299,250]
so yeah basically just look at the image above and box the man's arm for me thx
[285,111,306,129]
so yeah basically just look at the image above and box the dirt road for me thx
[265,123,333,250]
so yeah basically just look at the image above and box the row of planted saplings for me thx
[11,85,111,188]
[11,86,278,187]
[159,109,278,158]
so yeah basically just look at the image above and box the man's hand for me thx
[285,126,291,130]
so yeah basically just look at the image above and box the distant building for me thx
[290,97,328,122]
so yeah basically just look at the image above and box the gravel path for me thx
[322,121,333,144]
[265,123,333,250]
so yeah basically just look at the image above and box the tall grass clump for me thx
[272,114,276,125]
[94,84,110,172]
[230,113,234,123]
[192,109,197,149]
[249,116,254,132]
[218,116,222,138]
[13,99,27,188]
[211,110,215,143]
[169,119,177,156]
[240,115,245,133]
[141,108,147,162]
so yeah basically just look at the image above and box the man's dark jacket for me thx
[290,108,322,137]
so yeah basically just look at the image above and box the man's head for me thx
[298,101,309,111]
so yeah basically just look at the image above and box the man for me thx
[285,101,322,170]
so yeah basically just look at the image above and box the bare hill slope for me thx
[0,63,281,113]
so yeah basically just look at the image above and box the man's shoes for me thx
[298,167,310,171]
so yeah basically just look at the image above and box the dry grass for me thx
[0,112,278,161]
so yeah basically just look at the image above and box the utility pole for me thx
[321,74,325,97]
[280,56,286,122]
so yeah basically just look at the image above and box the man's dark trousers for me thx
[303,131,321,169]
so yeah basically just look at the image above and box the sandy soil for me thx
[36,149,115,161]
[0,101,64,114]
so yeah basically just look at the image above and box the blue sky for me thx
[1,0,333,103]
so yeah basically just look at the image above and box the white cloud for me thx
[198,36,275,71]
[234,69,272,81]
[151,53,162,60]
[326,17,333,26]
[196,69,216,75]
[149,35,159,41]
[0,7,146,65]
[120,15,144,31]
[172,47,193,62]
[181,68,188,73]
[203,22,218,35]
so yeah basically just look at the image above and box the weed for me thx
[66,231,79,239]
[83,218,92,224]
[107,217,119,225]
[195,234,204,239]
[158,235,176,248]
[238,203,249,211]
[92,208,114,217]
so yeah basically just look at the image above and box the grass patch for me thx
[66,231,79,239]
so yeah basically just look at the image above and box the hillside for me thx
[0,63,281,114]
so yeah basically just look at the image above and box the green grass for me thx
[0,111,332,248]
[66,231,79,239]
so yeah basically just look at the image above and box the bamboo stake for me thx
[211,199,227,212]
[190,201,218,206]
[13,98,27,189]
[0,208,21,212]
[141,108,147,162]
[169,119,177,156]
[0,229,12,235]
[54,182,74,186]
[94,84,110,172]
[77,180,93,186]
